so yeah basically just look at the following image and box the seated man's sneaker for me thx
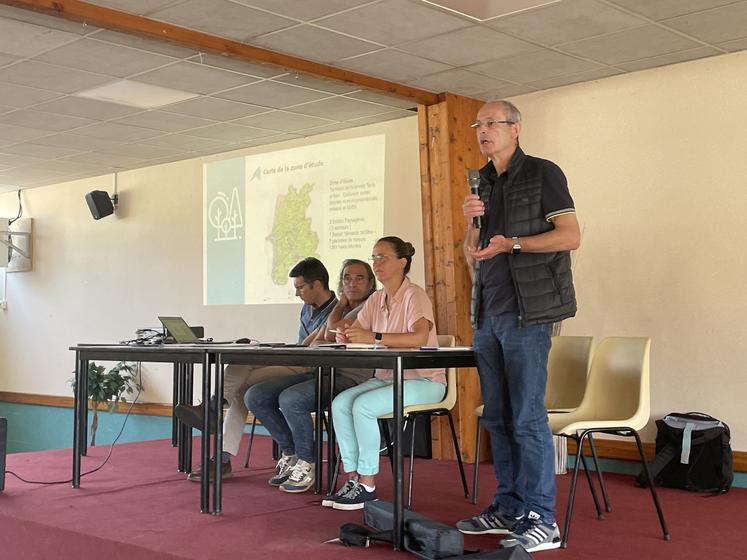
[268,454,297,486]
[456,508,520,535]
[280,459,314,493]
[500,511,561,553]
[332,481,377,511]
[174,403,216,433]
[321,479,357,507]
[186,457,232,482]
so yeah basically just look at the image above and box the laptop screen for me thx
[158,316,198,343]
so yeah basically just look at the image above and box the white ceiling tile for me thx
[399,26,537,66]
[0,18,80,58]
[0,123,52,146]
[0,53,18,67]
[0,5,94,34]
[237,0,372,21]
[93,142,188,159]
[346,109,416,126]
[34,96,141,120]
[559,25,701,65]
[90,29,200,58]
[162,96,268,120]
[0,109,94,132]
[468,50,601,83]
[608,0,739,21]
[615,47,721,72]
[291,97,391,120]
[0,61,112,93]
[344,90,417,109]
[25,158,101,173]
[409,68,515,96]
[525,66,622,90]
[111,110,215,132]
[0,83,61,108]
[254,25,379,64]
[141,133,228,151]
[72,122,163,142]
[272,73,358,94]
[473,84,539,100]
[132,61,259,94]
[0,105,14,115]
[215,81,332,108]
[317,0,470,46]
[232,110,335,132]
[86,0,183,15]
[337,49,451,82]
[0,152,45,167]
[184,122,275,141]
[63,151,146,167]
[663,4,747,44]
[149,0,296,41]
[718,37,747,52]
[487,0,647,46]
[0,142,83,159]
[34,38,175,78]
[185,53,286,78]
[29,133,130,153]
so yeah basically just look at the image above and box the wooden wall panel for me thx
[419,94,486,463]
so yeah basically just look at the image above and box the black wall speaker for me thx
[0,417,7,492]
[85,190,114,220]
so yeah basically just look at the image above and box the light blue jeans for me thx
[332,377,445,476]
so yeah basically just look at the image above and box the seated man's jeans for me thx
[472,312,556,523]
[245,371,358,464]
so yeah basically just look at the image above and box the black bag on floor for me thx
[363,500,464,559]
[636,412,733,493]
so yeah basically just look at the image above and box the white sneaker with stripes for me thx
[500,511,561,552]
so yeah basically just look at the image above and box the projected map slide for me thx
[204,135,385,305]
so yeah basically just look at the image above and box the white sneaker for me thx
[500,511,561,552]
[280,459,314,493]
[322,479,357,507]
[268,454,297,486]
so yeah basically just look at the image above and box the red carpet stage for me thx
[1,437,744,559]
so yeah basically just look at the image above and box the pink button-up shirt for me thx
[356,277,446,384]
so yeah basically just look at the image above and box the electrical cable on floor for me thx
[5,363,143,485]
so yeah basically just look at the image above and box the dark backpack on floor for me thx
[637,412,733,494]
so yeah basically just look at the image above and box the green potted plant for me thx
[71,361,142,446]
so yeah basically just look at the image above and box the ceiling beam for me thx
[1,0,441,106]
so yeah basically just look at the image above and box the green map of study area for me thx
[267,182,319,285]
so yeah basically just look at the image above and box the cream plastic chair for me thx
[378,334,469,508]
[551,337,669,548]
[471,336,594,503]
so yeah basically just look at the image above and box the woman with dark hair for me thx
[245,259,376,493]
[325,236,445,510]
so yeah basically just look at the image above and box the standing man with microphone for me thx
[457,100,580,553]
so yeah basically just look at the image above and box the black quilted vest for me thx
[475,148,577,328]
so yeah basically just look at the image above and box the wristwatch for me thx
[374,332,383,344]
[511,236,521,255]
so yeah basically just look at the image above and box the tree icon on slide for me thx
[208,188,244,241]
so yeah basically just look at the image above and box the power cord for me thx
[8,189,22,226]
[5,363,144,485]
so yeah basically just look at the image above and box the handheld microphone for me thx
[468,169,482,229]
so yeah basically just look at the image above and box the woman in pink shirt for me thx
[324,236,446,510]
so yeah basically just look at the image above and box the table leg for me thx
[212,354,224,515]
[172,364,179,448]
[314,366,323,494]
[185,364,194,472]
[200,354,212,513]
[81,359,88,457]
[72,351,85,488]
[393,356,404,550]
[326,367,336,492]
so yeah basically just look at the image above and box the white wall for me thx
[512,50,747,447]
[0,116,423,404]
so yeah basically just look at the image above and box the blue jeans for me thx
[473,312,555,523]
[245,372,358,463]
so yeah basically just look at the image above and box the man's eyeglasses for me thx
[470,119,515,130]
[343,274,368,285]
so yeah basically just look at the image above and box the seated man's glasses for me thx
[470,119,515,130]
